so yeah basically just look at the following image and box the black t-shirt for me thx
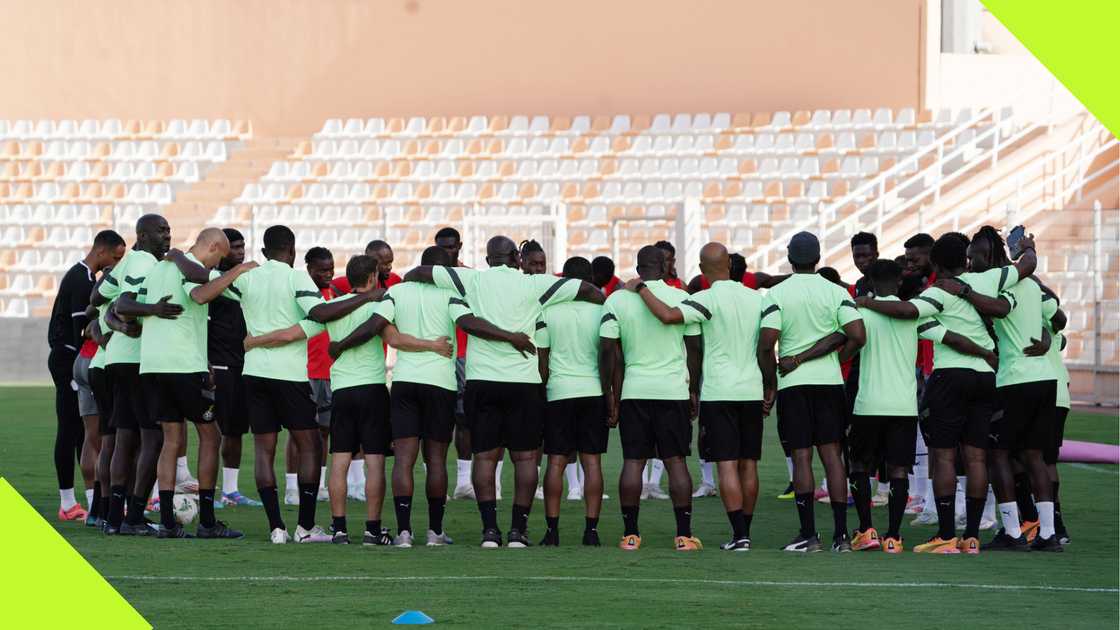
[48,262,95,352]
[208,294,246,370]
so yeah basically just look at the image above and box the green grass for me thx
[1,386,1117,628]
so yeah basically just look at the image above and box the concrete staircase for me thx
[163,137,300,246]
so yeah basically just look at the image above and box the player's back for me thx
[324,293,385,388]
[603,280,696,399]
[383,281,458,389]
[854,296,919,415]
[687,281,763,401]
[764,273,851,356]
[914,283,993,372]
[234,258,324,381]
[139,253,211,373]
[991,276,1048,386]
[539,300,602,400]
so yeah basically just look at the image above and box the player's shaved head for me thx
[485,235,519,269]
[135,213,171,258]
[191,227,231,268]
[635,245,666,281]
[698,242,730,282]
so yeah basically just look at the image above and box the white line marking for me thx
[103,575,1118,594]
[1067,462,1120,475]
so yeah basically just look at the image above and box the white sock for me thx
[564,463,580,491]
[983,486,996,521]
[820,476,828,491]
[223,467,239,495]
[285,473,298,494]
[1037,501,1055,538]
[59,488,77,510]
[176,455,191,479]
[876,479,889,494]
[998,501,1022,538]
[455,459,471,488]
[150,484,159,500]
[921,481,937,515]
[495,460,504,489]
[347,460,364,487]
[85,488,94,509]
[650,459,664,486]
[700,460,714,487]
[319,466,328,490]
[642,462,651,485]
[785,457,794,482]
[955,476,966,515]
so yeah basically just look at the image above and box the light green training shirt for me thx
[1041,290,1071,409]
[599,280,700,401]
[226,258,326,382]
[324,293,385,390]
[760,273,862,390]
[138,253,214,374]
[99,249,158,366]
[854,296,941,416]
[536,300,603,401]
[678,280,764,402]
[89,303,110,370]
[433,265,579,384]
[990,273,1052,387]
[912,283,994,373]
[375,282,472,391]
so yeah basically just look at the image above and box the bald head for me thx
[135,214,171,258]
[191,227,231,269]
[485,235,519,269]
[698,242,730,283]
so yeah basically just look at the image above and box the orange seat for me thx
[485,138,504,155]
[143,120,165,137]
[628,114,651,135]
[792,111,812,128]
[750,112,772,128]
[386,118,407,134]
[291,140,312,158]
[611,136,631,153]
[570,136,590,154]
[234,120,253,139]
[550,116,572,134]
[161,142,180,159]
[590,116,612,133]
[598,158,617,177]
[426,117,447,136]
[738,159,757,176]
[446,117,467,135]
[403,139,421,157]
[123,119,143,138]
[730,113,752,130]
[488,115,510,135]
[153,161,174,180]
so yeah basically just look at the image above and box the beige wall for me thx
[1,0,922,136]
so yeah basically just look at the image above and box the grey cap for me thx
[787,231,820,265]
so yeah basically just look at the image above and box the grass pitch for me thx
[1,386,1116,628]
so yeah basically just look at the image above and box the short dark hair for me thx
[903,233,934,250]
[653,240,675,255]
[304,246,333,265]
[420,245,451,266]
[263,225,295,254]
[434,227,460,243]
[850,231,878,249]
[222,228,245,244]
[519,239,544,256]
[636,245,665,272]
[591,255,614,276]
[365,239,391,254]
[931,233,969,270]
[561,256,593,282]
[345,255,378,288]
[867,258,903,285]
[92,229,125,249]
[817,267,843,286]
[728,253,747,283]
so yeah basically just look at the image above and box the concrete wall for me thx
[0,318,51,384]
[0,0,923,136]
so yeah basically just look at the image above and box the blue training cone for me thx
[392,610,435,625]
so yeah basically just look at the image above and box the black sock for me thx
[259,486,285,531]
[795,492,815,538]
[89,485,102,519]
[1014,472,1038,522]
[886,478,909,539]
[159,490,176,529]
[366,520,380,534]
[830,501,847,540]
[1052,481,1065,532]
[394,495,413,534]
[107,486,126,528]
[727,510,747,540]
[584,516,599,533]
[126,495,146,525]
[99,495,110,523]
[332,515,346,534]
[621,504,640,536]
[478,500,498,531]
[743,513,753,538]
[964,496,984,539]
[199,489,216,528]
[427,495,446,535]
[297,483,317,530]
[546,515,559,532]
[849,472,872,532]
[674,504,692,537]
[511,503,530,532]
[935,495,955,540]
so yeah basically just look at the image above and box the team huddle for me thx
[46,214,1072,553]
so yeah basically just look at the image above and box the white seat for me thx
[770,111,792,129]
[403,117,426,137]
[342,119,364,137]
[808,110,831,129]
[872,108,893,128]
[204,141,227,161]
[187,119,210,138]
[55,120,78,139]
[650,114,672,134]
[895,108,916,127]
[465,116,487,136]
[609,115,631,135]
[831,109,852,128]
[569,116,591,135]
[320,119,344,137]
[506,116,530,136]
[0,298,29,317]
[672,113,694,133]
[528,116,549,135]
[265,162,289,181]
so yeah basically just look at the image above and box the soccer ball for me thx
[173,494,198,525]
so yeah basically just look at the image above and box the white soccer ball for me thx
[173,494,198,525]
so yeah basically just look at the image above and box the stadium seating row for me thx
[0,119,252,141]
[0,160,202,183]
[0,141,231,162]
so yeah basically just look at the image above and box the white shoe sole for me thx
[395,543,412,549]
[481,541,499,549]
[507,542,527,549]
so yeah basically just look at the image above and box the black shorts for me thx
[618,399,691,461]
[391,381,456,443]
[993,380,1057,451]
[918,368,995,450]
[698,401,763,461]
[776,384,846,450]
[1044,407,1069,465]
[544,396,609,456]
[107,363,155,431]
[331,384,392,455]
[89,366,115,436]
[849,415,917,468]
[142,372,211,424]
[464,380,544,453]
[243,375,318,434]
[212,366,249,437]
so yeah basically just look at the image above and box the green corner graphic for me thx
[982,0,1119,136]
[0,479,149,629]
